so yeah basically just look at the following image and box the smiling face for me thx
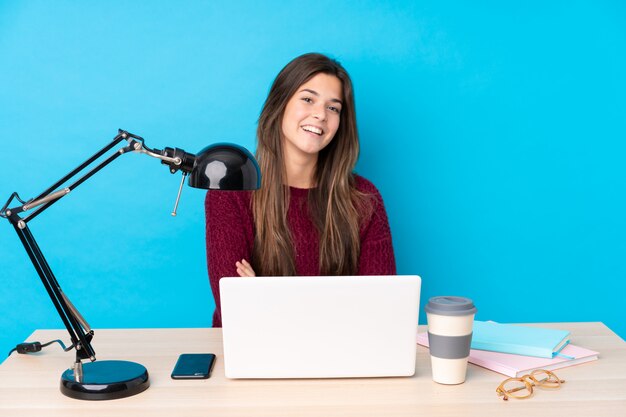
[281,72,343,162]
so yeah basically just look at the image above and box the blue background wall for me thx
[1,1,625,359]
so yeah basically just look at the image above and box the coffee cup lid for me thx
[425,296,477,316]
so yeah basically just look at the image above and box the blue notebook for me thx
[471,321,571,358]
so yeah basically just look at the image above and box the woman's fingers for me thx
[236,259,256,277]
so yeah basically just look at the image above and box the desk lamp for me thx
[0,129,260,400]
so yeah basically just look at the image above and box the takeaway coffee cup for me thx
[425,296,477,384]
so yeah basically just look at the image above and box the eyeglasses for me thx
[496,369,565,401]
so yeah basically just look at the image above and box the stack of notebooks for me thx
[417,321,599,377]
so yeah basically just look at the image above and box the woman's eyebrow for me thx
[299,88,343,105]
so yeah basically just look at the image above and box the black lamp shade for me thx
[188,143,261,190]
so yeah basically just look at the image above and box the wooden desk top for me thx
[0,323,624,417]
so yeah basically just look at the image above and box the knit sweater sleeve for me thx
[204,190,254,327]
[356,176,397,275]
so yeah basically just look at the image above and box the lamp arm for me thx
[12,221,97,361]
[30,132,129,207]
[134,145,182,166]
[1,133,123,220]
[0,131,194,224]
[0,129,185,365]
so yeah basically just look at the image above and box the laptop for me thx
[219,275,421,379]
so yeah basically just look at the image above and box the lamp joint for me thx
[73,361,83,382]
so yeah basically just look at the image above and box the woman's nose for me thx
[311,102,326,121]
[312,104,326,121]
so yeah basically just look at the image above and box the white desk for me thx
[0,323,624,417]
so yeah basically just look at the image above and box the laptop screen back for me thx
[220,275,421,379]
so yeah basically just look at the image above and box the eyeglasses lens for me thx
[531,370,561,388]
[502,379,532,398]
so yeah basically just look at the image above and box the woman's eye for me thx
[328,106,341,114]
[301,97,313,103]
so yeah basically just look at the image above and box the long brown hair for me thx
[252,53,368,276]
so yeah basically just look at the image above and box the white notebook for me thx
[220,275,421,379]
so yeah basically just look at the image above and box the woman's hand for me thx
[236,259,256,277]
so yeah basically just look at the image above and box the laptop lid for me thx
[220,275,421,379]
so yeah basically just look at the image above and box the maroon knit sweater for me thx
[204,175,396,327]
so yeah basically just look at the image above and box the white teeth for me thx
[302,125,323,135]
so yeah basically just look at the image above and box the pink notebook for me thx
[417,332,599,377]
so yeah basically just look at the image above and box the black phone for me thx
[171,353,216,379]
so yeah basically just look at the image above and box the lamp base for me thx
[60,360,149,400]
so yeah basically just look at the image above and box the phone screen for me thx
[171,353,216,379]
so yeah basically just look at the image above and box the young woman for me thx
[205,53,396,327]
